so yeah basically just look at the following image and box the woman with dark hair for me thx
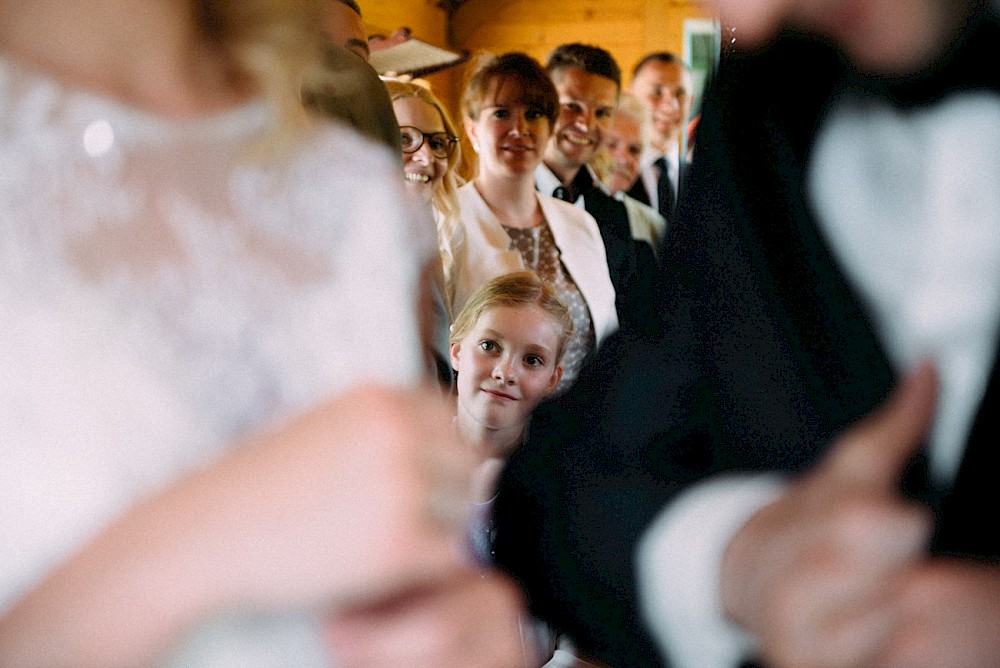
[447,52,617,390]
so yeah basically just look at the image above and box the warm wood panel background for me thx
[357,0,712,171]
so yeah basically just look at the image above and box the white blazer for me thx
[444,182,619,346]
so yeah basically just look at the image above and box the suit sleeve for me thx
[492,321,710,667]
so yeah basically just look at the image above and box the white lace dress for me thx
[0,56,426,665]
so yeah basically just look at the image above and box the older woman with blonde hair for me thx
[0,1,525,666]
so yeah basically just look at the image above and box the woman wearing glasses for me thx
[0,2,528,666]
[448,52,617,390]
[384,80,464,386]
[384,79,464,227]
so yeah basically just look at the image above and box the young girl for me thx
[449,272,573,500]
[450,272,572,664]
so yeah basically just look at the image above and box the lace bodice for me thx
[0,55,426,622]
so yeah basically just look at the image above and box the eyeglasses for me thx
[399,126,458,159]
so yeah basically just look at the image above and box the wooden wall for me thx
[447,0,710,82]
[359,0,449,51]
[357,0,713,171]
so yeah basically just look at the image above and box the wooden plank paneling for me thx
[358,0,448,47]
[449,0,711,78]
[354,0,714,163]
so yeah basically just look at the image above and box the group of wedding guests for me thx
[374,41,696,668]
[387,43,693,377]
[9,0,996,667]
[0,0,685,664]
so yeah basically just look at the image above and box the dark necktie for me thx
[552,185,574,203]
[654,156,675,219]
[626,176,650,206]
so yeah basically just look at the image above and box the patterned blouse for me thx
[503,223,596,391]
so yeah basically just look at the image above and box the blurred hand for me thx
[0,383,477,667]
[875,560,1000,668]
[222,382,477,609]
[326,570,531,668]
[721,364,937,667]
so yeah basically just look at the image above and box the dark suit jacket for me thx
[493,11,1000,667]
[573,169,662,336]
[627,158,687,230]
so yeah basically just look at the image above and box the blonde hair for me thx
[451,272,574,365]
[384,79,464,221]
[196,0,328,146]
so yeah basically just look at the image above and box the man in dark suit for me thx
[495,0,1000,666]
[535,43,661,336]
[626,52,693,226]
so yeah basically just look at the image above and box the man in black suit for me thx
[535,43,661,335]
[626,52,693,226]
[495,0,1000,666]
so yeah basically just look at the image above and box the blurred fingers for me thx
[327,571,527,668]
[822,362,937,492]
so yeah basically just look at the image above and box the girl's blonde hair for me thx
[451,272,575,365]
[196,0,328,145]
[384,79,465,221]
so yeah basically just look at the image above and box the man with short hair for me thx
[322,0,370,61]
[302,0,400,153]
[628,52,693,224]
[536,43,660,335]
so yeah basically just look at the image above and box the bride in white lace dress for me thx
[0,2,525,666]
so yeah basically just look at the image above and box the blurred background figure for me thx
[303,0,401,152]
[321,0,370,60]
[0,1,526,666]
[590,90,668,258]
[626,52,693,226]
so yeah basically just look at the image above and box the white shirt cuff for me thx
[636,474,787,668]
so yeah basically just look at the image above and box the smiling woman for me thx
[442,52,618,390]
[384,79,463,221]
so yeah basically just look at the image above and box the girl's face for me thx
[450,303,563,447]
[464,79,551,179]
[393,96,450,201]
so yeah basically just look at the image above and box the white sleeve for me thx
[636,474,787,668]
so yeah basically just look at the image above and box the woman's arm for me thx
[0,384,480,667]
